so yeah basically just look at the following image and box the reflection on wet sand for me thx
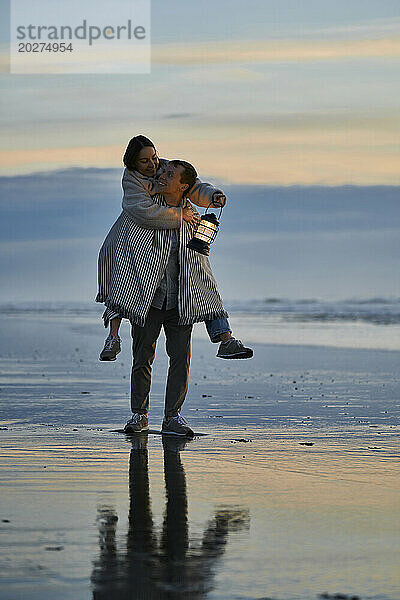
[91,436,250,598]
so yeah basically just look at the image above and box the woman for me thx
[96,135,253,361]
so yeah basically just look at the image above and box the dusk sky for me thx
[0,1,399,301]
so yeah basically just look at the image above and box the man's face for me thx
[155,164,187,200]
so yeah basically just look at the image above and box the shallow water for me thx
[0,312,399,599]
[1,425,399,600]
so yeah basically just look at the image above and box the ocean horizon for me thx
[2,297,399,351]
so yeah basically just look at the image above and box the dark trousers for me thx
[130,307,192,419]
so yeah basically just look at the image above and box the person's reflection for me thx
[92,506,119,595]
[124,436,160,596]
[92,435,250,598]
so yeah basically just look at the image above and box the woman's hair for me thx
[123,135,156,170]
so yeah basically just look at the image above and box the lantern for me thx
[187,205,222,256]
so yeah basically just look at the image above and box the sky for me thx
[1,0,399,184]
[0,1,399,301]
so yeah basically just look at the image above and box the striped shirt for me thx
[151,230,179,310]
[96,195,228,327]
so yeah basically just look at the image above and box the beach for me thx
[0,303,399,600]
[2,0,400,596]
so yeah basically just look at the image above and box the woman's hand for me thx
[183,205,200,227]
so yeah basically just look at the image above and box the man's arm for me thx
[121,168,181,229]
[187,179,226,208]
[157,157,226,208]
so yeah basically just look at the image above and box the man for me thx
[124,160,230,436]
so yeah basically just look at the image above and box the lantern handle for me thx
[205,201,223,220]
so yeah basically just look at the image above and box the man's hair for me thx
[123,135,155,170]
[170,160,197,195]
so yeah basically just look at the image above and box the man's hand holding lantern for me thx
[211,191,226,208]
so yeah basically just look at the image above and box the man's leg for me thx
[205,317,253,359]
[163,309,193,420]
[130,308,164,416]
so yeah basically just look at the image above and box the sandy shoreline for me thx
[1,313,399,599]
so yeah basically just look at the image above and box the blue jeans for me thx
[205,317,232,343]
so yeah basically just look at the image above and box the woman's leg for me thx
[205,317,232,343]
[100,311,123,361]
[205,317,253,359]
[110,317,122,338]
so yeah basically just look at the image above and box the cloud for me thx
[1,170,399,301]
[0,236,100,302]
[2,140,396,186]
[1,109,399,185]
[0,236,100,253]
[217,227,400,247]
[151,118,400,185]
[162,112,196,119]
[181,66,265,84]
[152,37,400,66]
[302,17,400,38]
[0,145,123,174]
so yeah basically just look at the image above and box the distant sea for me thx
[229,297,400,324]
[2,298,400,351]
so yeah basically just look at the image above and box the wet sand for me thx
[0,312,399,599]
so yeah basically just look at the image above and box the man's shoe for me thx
[124,413,149,434]
[99,334,121,361]
[162,415,194,437]
[216,338,253,359]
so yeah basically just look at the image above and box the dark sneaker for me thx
[216,338,253,359]
[99,334,121,361]
[162,415,194,437]
[124,413,149,434]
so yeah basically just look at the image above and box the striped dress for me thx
[96,195,228,327]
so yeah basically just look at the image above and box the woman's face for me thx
[134,146,159,177]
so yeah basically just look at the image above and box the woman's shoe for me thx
[99,334,121,361]
[216,338,253,359]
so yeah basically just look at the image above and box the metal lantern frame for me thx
[187,202,223,256]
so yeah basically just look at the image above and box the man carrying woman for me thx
[97,135,253,362]
[96,137,253,435]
